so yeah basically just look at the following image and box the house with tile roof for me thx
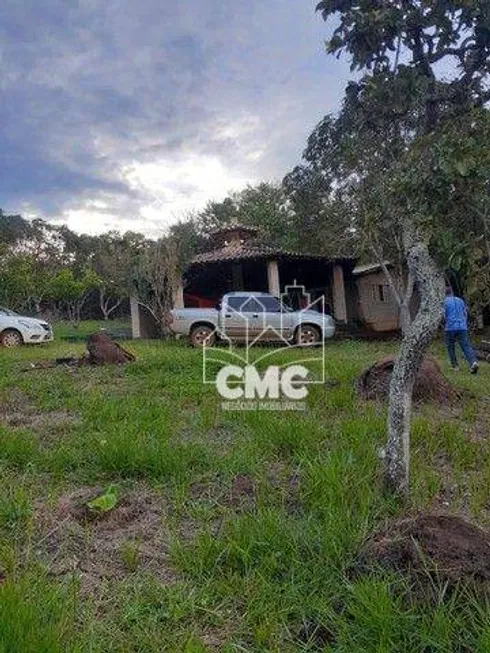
[182,223,355,320]
[130,224,406,338]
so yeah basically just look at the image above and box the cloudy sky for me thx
[1,0,350,236]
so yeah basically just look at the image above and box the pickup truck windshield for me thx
[227,296,284,313]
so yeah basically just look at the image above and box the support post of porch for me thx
[130,296,141,339]
[267,259,280,296]
[332,264,348,323]
[173,283,185,309]
[232,263,244,290]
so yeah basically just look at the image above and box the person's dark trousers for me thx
[445,329,477,368]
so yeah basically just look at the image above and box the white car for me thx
[0,307,54,347]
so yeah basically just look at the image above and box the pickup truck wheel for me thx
[1,329,24,347]
[296,324,321,346]
[190,325,216,348]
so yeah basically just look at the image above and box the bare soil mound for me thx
[355,356,457,403]
[86,332,136,365]
[363,514,490,583]
[34,486,176,593]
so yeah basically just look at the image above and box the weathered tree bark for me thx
[386,225,445,495]
[399,271,414,337]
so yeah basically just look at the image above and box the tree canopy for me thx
[313,0,490,495]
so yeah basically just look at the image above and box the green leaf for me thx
[451,254,462,271]
[87,485,118,513]
[454,160,469,176]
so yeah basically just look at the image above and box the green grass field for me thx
[53,319,131,341]
[0,333,489,652]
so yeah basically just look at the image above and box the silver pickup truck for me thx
[169,292,335,348]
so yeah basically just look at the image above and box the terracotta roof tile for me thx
[189,242,354,266]
[191,243,275,264]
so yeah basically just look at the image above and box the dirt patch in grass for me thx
[188,467,301,517]
[1,409,80,431]
[430,453,460,510]
[0,387,81,437]
[0,387,30,409]
[179,473,259,543]
[362,513,490,584]
[176,424,238,451]
[188,473,256,511]
[0,387,34,422]
[33,485,177,594]
[76,367,131,394]
[266,462,302,513]
[229,474,256,508]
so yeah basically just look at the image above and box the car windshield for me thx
[0,307,18,316]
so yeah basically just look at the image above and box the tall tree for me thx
[197,197,238,235]
[283,161,357,258]
[132,236,182,335]
[196,183,294,249]
[0,211,68,313]
[233,183,292,247]
[92,232,137,320]
[169,217,207,269]
[48,267,100,326]
[315,0,490,494]
[298,74,425,332]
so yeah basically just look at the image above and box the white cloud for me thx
[46,152,255,236]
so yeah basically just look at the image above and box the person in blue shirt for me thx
[443,287,478,373]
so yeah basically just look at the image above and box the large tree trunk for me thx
[399,304,412,337]
[386,226,445,495]
[399,271,415,337]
